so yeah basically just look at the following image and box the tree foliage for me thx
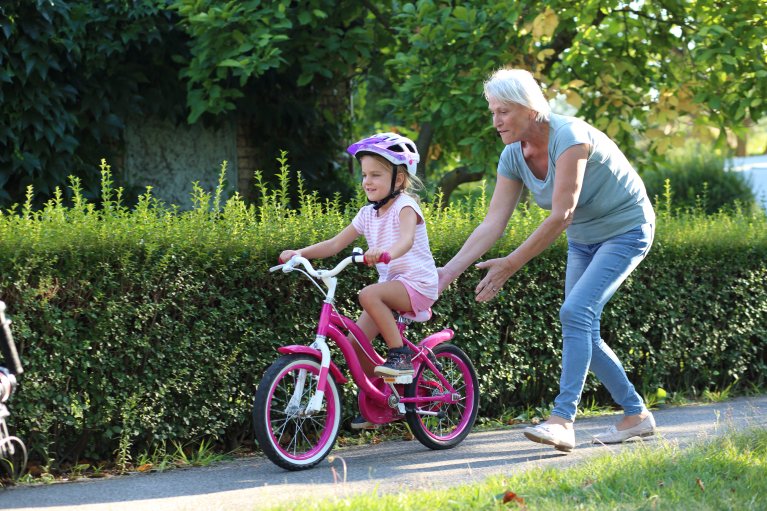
[0,1,764,206]
[377,0,767,199]
[0,0,386,206]
[165,0,392,199]
[0,0,182,206]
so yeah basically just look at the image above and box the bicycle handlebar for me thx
[270,249,391,277]
[0,301,23,377]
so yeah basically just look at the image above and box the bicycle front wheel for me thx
[405,343,479,450]
[253,354,342,470]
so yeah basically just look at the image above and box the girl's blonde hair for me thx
[368,155,424,202]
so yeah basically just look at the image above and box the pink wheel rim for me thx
[415,352,475,441]
[266,362,338,461]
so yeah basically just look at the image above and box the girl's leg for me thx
[358,281,412,349]
[551,224,653,422]
[351,311,379,377]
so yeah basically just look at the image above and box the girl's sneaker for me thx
[374,347,414,377]
[350,415,379,430]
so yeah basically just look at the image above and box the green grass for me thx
[265,427,767,511]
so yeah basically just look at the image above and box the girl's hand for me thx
[474,256,518,302]
[363,248,385,266]
[278,250,300,264]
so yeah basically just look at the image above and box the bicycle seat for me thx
[399,308,432,323]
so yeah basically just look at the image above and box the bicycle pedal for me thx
[383,375,413,384]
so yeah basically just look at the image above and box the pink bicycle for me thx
[253,249,479,470]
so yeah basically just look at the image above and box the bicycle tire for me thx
[253,354,342,470]
[405,343,479,450]
[0,434,28,481]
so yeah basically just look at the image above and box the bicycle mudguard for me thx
[277,345,348,384]
[418,328,454,351]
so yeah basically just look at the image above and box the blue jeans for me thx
[551,223,654,422]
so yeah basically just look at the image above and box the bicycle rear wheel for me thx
[253,354,342,470]
[405,343,479,449]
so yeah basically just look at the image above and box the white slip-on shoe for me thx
[523,424,575,453]
[592,413,656,444]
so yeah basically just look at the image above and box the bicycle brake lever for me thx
[281,257,301,272]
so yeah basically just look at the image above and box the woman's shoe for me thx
[592,413,656,444]
[523,424,575,453]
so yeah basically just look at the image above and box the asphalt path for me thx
[1,395,765,511]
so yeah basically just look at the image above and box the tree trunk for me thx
[415,123,434,182]
[437,165,485,207]
[736,134,748,157]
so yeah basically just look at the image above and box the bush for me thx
[1,159,765,465]
[642,146,757,214]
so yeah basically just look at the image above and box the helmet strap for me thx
[369,164,401,210]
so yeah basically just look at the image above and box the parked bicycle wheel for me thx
[0,431,27,481]
[405,343,479,449]
[253,355,342,470]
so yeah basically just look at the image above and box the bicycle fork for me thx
[286,298,336,417]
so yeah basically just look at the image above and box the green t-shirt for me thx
[497,113,655,244]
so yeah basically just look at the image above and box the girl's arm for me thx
[279,224,360,262]
[438,175,524,292]
[473,144,588,301]
[364,206,418,264]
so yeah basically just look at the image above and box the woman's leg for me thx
[551,224,654,422]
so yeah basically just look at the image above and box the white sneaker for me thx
[523,424,575,453]
[592,413,656,444]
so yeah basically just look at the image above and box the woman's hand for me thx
[474,256,519,302]
[437,267,457,295]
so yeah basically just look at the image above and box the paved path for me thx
[1,395,765,511]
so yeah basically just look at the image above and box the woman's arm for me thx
[438,175,524,292]
[279,223,360,262]
[474,144,588,301]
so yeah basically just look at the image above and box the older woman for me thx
[438,69,656,453]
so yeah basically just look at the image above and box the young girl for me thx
[279,132,438,381]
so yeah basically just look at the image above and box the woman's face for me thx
[488,97,534,145]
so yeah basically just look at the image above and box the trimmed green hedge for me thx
[1,163,765,464]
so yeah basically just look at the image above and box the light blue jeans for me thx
[551,223,654,422]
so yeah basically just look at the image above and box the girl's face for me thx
[360,156,402,202]
[488,96,535,145]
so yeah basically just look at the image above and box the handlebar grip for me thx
[363,252,391,265]
[0,312,22,376]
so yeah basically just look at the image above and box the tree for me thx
[168,0,394,200]
[375,0,767,202]
[0,0,391,207]
[0,0,183,206]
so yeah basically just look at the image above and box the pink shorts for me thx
[399,281,436,314]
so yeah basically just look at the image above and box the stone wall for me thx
[123,115,238,209]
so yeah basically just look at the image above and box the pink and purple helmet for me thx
[346,132,420,176]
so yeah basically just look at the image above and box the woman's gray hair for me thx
[483,68,551,122]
